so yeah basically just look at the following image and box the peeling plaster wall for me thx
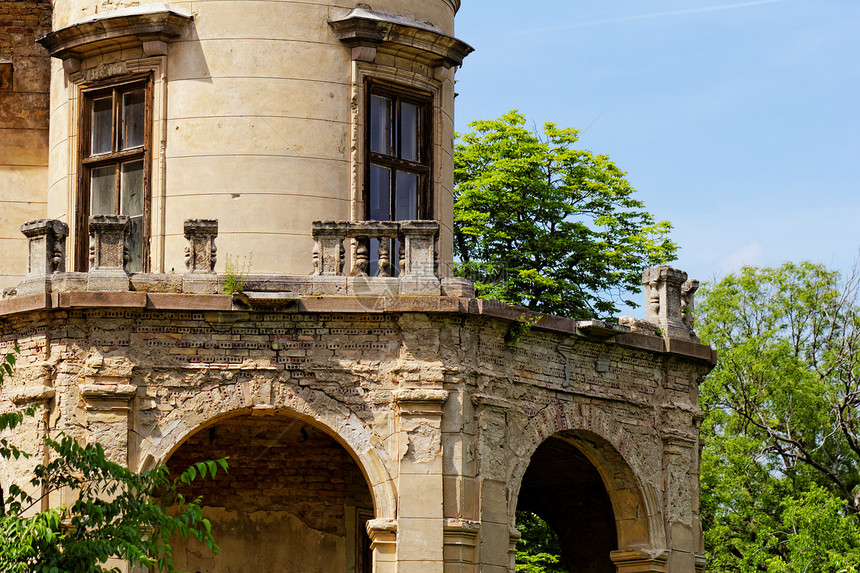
[0,307,711,571]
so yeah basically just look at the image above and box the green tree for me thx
[515,511,567,573]
[454,111,677,319]
[0,348,225,573]
[697,262,860,572]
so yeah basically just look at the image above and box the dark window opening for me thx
[364,80,432,276]
[77,76,152,272]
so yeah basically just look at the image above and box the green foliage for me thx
[223,253,252,295]
[515,511,567,573]
[698,262,860,572]
[453,111,677,319]
[0,347,226,572]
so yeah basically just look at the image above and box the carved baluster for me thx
[353,237,369,276]
[398,241,406,276]
[312,243,320,276]
[377,238,390,277]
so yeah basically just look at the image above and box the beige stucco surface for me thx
[42,0,460,275]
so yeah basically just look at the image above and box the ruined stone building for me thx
[0,0,715,571]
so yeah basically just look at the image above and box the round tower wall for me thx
[45,0,460,275]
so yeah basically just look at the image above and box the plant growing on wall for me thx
[223,253,252,295]
[0,347,226,573]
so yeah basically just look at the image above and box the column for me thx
[394,387,448,572]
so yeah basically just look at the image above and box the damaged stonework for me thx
[0,267,714,573]
[621,266,702,343]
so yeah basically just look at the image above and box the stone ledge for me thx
[328,7,473,67]
[55,291,147,309]
[7,384,55,405]
[0,292,716,365]
[38,4,192,60]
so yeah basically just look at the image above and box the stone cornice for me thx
[38,3,192,60]
[328,8,473,68]
[0,291,717,366]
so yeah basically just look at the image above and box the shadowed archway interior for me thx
[517,435,618,573]
[166,414,373,573]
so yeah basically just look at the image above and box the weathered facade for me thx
[0,1,715,572]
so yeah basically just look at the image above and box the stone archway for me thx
[165,411,376,573]
[507,403,667,572]
[137,383,398,523]
[516,434,617,572]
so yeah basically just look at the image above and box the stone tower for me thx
[0,1,714,572]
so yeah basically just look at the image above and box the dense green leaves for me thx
[0,348,225,572]
[698,262,860,571]
[454,111,677,318]
[515,511,567,573]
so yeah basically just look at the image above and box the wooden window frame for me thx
[76,74,153,272]
[363,79,433,221]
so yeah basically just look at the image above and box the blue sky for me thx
[452,0,860,301]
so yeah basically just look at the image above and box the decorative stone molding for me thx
[610,549,669,573]
[184,219,218,274]
[87,215,131,292]
[394,388,448,415]
[443,519,480,565]
[7,384,55,405]
[38,4,192,64]
[366,518,397,551]
[622,267,700,342]
[17,219,68,296]
[328,7,473,68]
[81,382,137,408]
[399,221,440,294]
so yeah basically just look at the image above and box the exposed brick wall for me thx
[0,0,51,112]
[0,1,51,54]
[0,0,52,289]
[167,415,373,536]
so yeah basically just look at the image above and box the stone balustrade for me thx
[12,217,700,343]
[312,220,441,295]
[14,217,450,298]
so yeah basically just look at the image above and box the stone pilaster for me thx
[367,518,397,573]
[660,430,700,572]
[394,387,448,572]
[17,219,68,296]
[87,215,130,291]
[81,378,136,465]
